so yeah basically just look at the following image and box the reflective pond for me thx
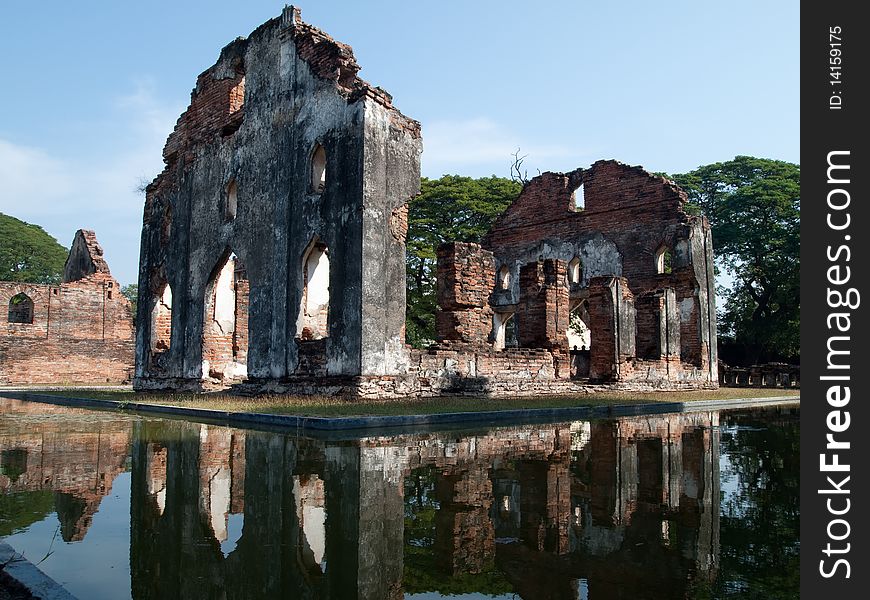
[0,399,798,599]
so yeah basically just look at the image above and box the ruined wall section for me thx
[1,231,134,385]
[484,161,701,289]
[434,242,495,346]
[517,259,570,352]
[586,277,636,382]
[136,6,421,390]
[482,160,717,386]
[63,229,111,283]
[359,97,422,376]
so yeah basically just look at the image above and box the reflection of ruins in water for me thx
[0,398,719,598]
[130,412,719,599]
[0,400,132,541]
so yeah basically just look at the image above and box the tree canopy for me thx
[671,156,800,363]
[122,284,139,324]
[406,175,521,346]
[0,212,68,284]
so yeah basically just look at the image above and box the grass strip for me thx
[33,387,799,418]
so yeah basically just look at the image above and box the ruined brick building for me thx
[135,6,419,394]
[135,6,716,397]
[427,162,718,394]
[0,230,134,385]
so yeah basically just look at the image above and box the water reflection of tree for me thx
[693,409,799,599]
[0,491,54,537]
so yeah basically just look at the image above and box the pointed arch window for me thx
[655,245,673,274]
[568,257,582,285]
[225,179,238,222]
[8,293,34,324]
[311,144,326,193]
[498,265,511,290]
[151,284,172,352]
[299,239,330,339]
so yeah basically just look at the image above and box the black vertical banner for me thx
[801,1,869,596]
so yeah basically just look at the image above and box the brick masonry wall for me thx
[0,230,134,385]
[0,399,131,540]
[517,259,570,352]
[436,242,495,344]
[481,160,717,386]
[0,274,134,384]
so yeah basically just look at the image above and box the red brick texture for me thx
[0,231,134,385]
[586,277,635,381]
[435,242,495,345]
[517,259,570,352]
[420,160,717,394]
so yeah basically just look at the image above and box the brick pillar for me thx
[234,276,249,363]
[587,276,636,382]
[435,242,495,344]
[517,259,569,351]
[636,287,680,360]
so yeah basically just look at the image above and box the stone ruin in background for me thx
[0,229,134,385]
[133,6,717,398]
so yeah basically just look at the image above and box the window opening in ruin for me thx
[7,293,34,324]
[498,265,511,290]
[299,240,330,339]
[568,300,591,351]
[202,252,249,381]
[213,257,236,334]
[573,184,585,210]
[225,179,238,222]
[311,144,326,194]
[151,284,173,353]
[107,290,113,299]
[568,257,582,285]
[569,300,591,379]
[493,312,518,350]
[655,245,673,274]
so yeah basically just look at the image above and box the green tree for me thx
[406,176,521,346]
[709,410,799,598]
[0,213,68,284]
[122,284,139,324]
[671,157,800,363]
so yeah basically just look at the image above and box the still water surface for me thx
[0,399,798,599]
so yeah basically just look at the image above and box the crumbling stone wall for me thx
[435,242,494,345]
[133,8,715,398]
[0,230,134,385]
[135,6,421,392]
[426,160,718,394]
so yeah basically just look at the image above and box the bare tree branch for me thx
[510,148,529,185]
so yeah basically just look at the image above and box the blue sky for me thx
[0,1,798,285]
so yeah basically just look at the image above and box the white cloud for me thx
[0,83,181,285]
[0,140,76,215]
[420,117,594,178]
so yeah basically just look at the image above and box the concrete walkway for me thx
[0,543,77,600]
[0,390,800,439]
